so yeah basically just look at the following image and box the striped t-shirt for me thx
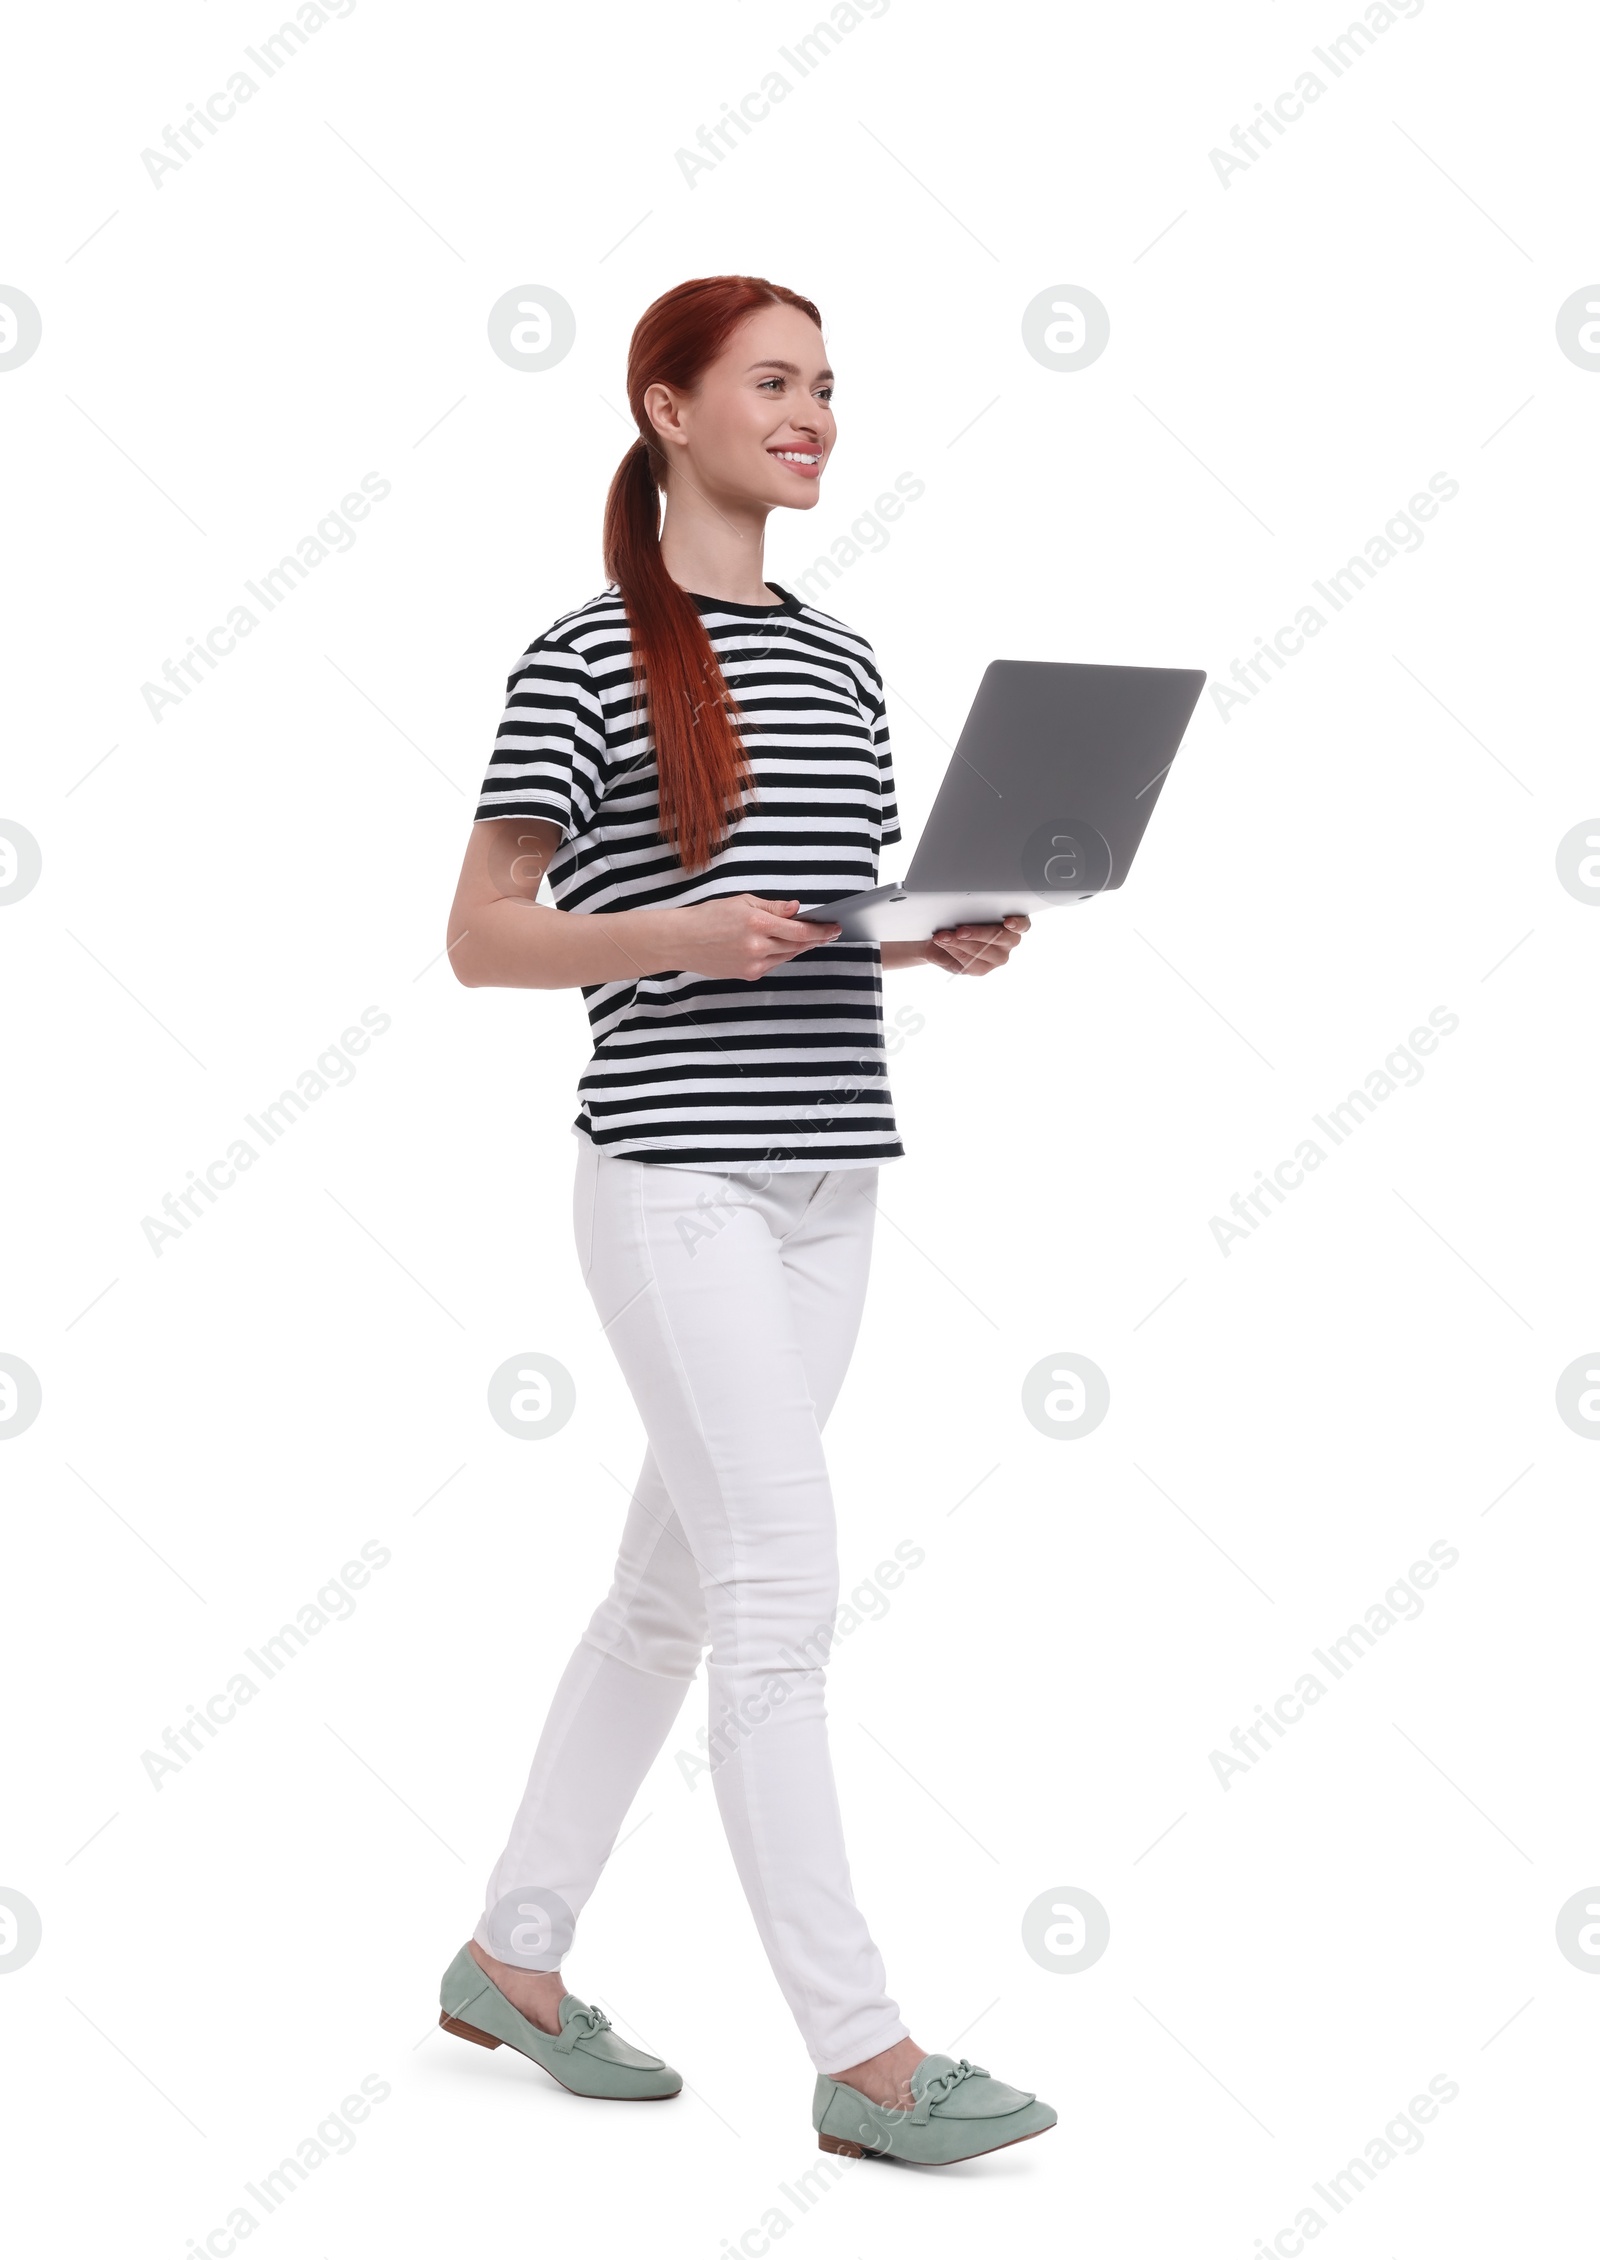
[474,581,906,1170]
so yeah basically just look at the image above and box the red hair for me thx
[602,275,823,874]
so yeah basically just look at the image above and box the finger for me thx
[766,914,841,942]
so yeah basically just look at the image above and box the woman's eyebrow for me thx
[745,357,835,382]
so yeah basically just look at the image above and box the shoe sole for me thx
[818,2121,1054,2164]
[439,2012,680,2100]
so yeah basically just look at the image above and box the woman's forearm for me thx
[450,898,938,990]
[450,897,681,990]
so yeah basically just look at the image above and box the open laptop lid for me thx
[902,659,1206,896]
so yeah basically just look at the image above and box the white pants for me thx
[475,1132,908,2074]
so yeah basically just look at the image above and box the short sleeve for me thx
[475,638,608,840]
[863,663,902,849]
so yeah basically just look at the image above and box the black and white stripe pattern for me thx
[474,581,905,1168]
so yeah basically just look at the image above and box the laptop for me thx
[796,658,1206,943]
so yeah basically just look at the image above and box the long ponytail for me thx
[602,275,822,874]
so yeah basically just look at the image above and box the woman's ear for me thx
[642,381,688,451]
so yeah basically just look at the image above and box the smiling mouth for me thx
[769,448,822,479]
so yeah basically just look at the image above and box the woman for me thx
[437,275,1052,2166]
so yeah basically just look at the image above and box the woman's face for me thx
[646,302,835,514]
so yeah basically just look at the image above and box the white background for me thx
[3,0,1598,2252]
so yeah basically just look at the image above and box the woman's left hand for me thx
[925,913,1030,975]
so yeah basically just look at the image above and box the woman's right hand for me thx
[663,894,842,981]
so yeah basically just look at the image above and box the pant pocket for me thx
[573,1134,599,1281]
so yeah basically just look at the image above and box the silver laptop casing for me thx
[796,658,1205,942]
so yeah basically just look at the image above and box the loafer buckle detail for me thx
[912,2056,986,2124]
[556,2002,611,2053]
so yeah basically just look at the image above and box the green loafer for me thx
[813,2052,1056,2164]
[438,1944,682,2101]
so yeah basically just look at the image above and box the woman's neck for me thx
[658,486,776,605]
